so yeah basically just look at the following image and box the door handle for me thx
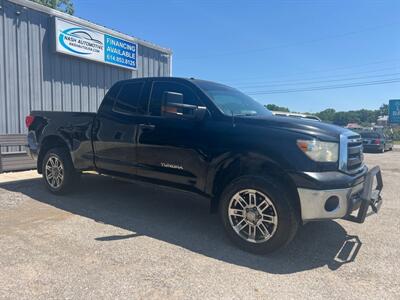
[139,124,156,131]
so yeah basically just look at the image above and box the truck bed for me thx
[30,111,97,170]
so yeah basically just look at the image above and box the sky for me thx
[74,0,400,113]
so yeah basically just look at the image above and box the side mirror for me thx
[162,91,208,121]
[163,91,183,105]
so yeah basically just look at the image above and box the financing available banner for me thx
[55,18,137,70]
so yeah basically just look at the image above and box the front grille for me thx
[347,135,364,172]
[339,133,364,174]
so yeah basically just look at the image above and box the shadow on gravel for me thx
[1,174,362,274]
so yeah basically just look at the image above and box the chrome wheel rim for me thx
[228,189,278,243]
[45,156,64,189]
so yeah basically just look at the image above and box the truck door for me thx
[93,80,148,176]
[135,80,210,193]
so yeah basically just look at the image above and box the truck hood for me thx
[235,115,356,141]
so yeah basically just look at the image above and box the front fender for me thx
[205,150,295,197]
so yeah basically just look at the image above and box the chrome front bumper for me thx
[298,166,383,222]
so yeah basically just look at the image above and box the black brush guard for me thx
[345,166,383,224]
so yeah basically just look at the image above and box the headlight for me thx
[297,139,338,162]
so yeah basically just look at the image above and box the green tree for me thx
[379,103,388,116]
[265,104,290,112]
[332,111,350,126]
[31,0,74,15]
[315,108,336,122]
[391,127,400,141]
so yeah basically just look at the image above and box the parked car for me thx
[360,131,393,153]
[26,77,383,254]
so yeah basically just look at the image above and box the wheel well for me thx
[209,160,301,217]
[37,136,70,174]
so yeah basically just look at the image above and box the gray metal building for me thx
[0,0,172,138]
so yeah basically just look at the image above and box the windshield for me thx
[360,132,381,138]
[194,80,272,117]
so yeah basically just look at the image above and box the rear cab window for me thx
[98,83,122,113]
[360,132,381,139]
[112,81,147,115]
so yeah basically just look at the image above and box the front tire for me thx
[219,176,299,254]
[42,147,79,194]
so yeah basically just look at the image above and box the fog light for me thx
[325,196,339,212]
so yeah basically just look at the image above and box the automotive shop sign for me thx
[55,18,137,70]
[389,99,400,124]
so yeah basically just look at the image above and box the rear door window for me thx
[113,81,146,115]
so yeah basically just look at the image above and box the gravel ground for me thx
[0,151,399,299]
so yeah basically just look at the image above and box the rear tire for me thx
[219,176,299,254]
[42,147,80,194]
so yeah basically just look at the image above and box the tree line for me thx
[265,104,388,127]
[30,0,74,15]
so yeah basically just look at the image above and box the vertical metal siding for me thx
[0,0,171,137]
[0,2,6,134]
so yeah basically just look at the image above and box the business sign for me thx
[389,99,400,124]
[55,18,137,70]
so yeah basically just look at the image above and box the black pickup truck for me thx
[26,77,383,253]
